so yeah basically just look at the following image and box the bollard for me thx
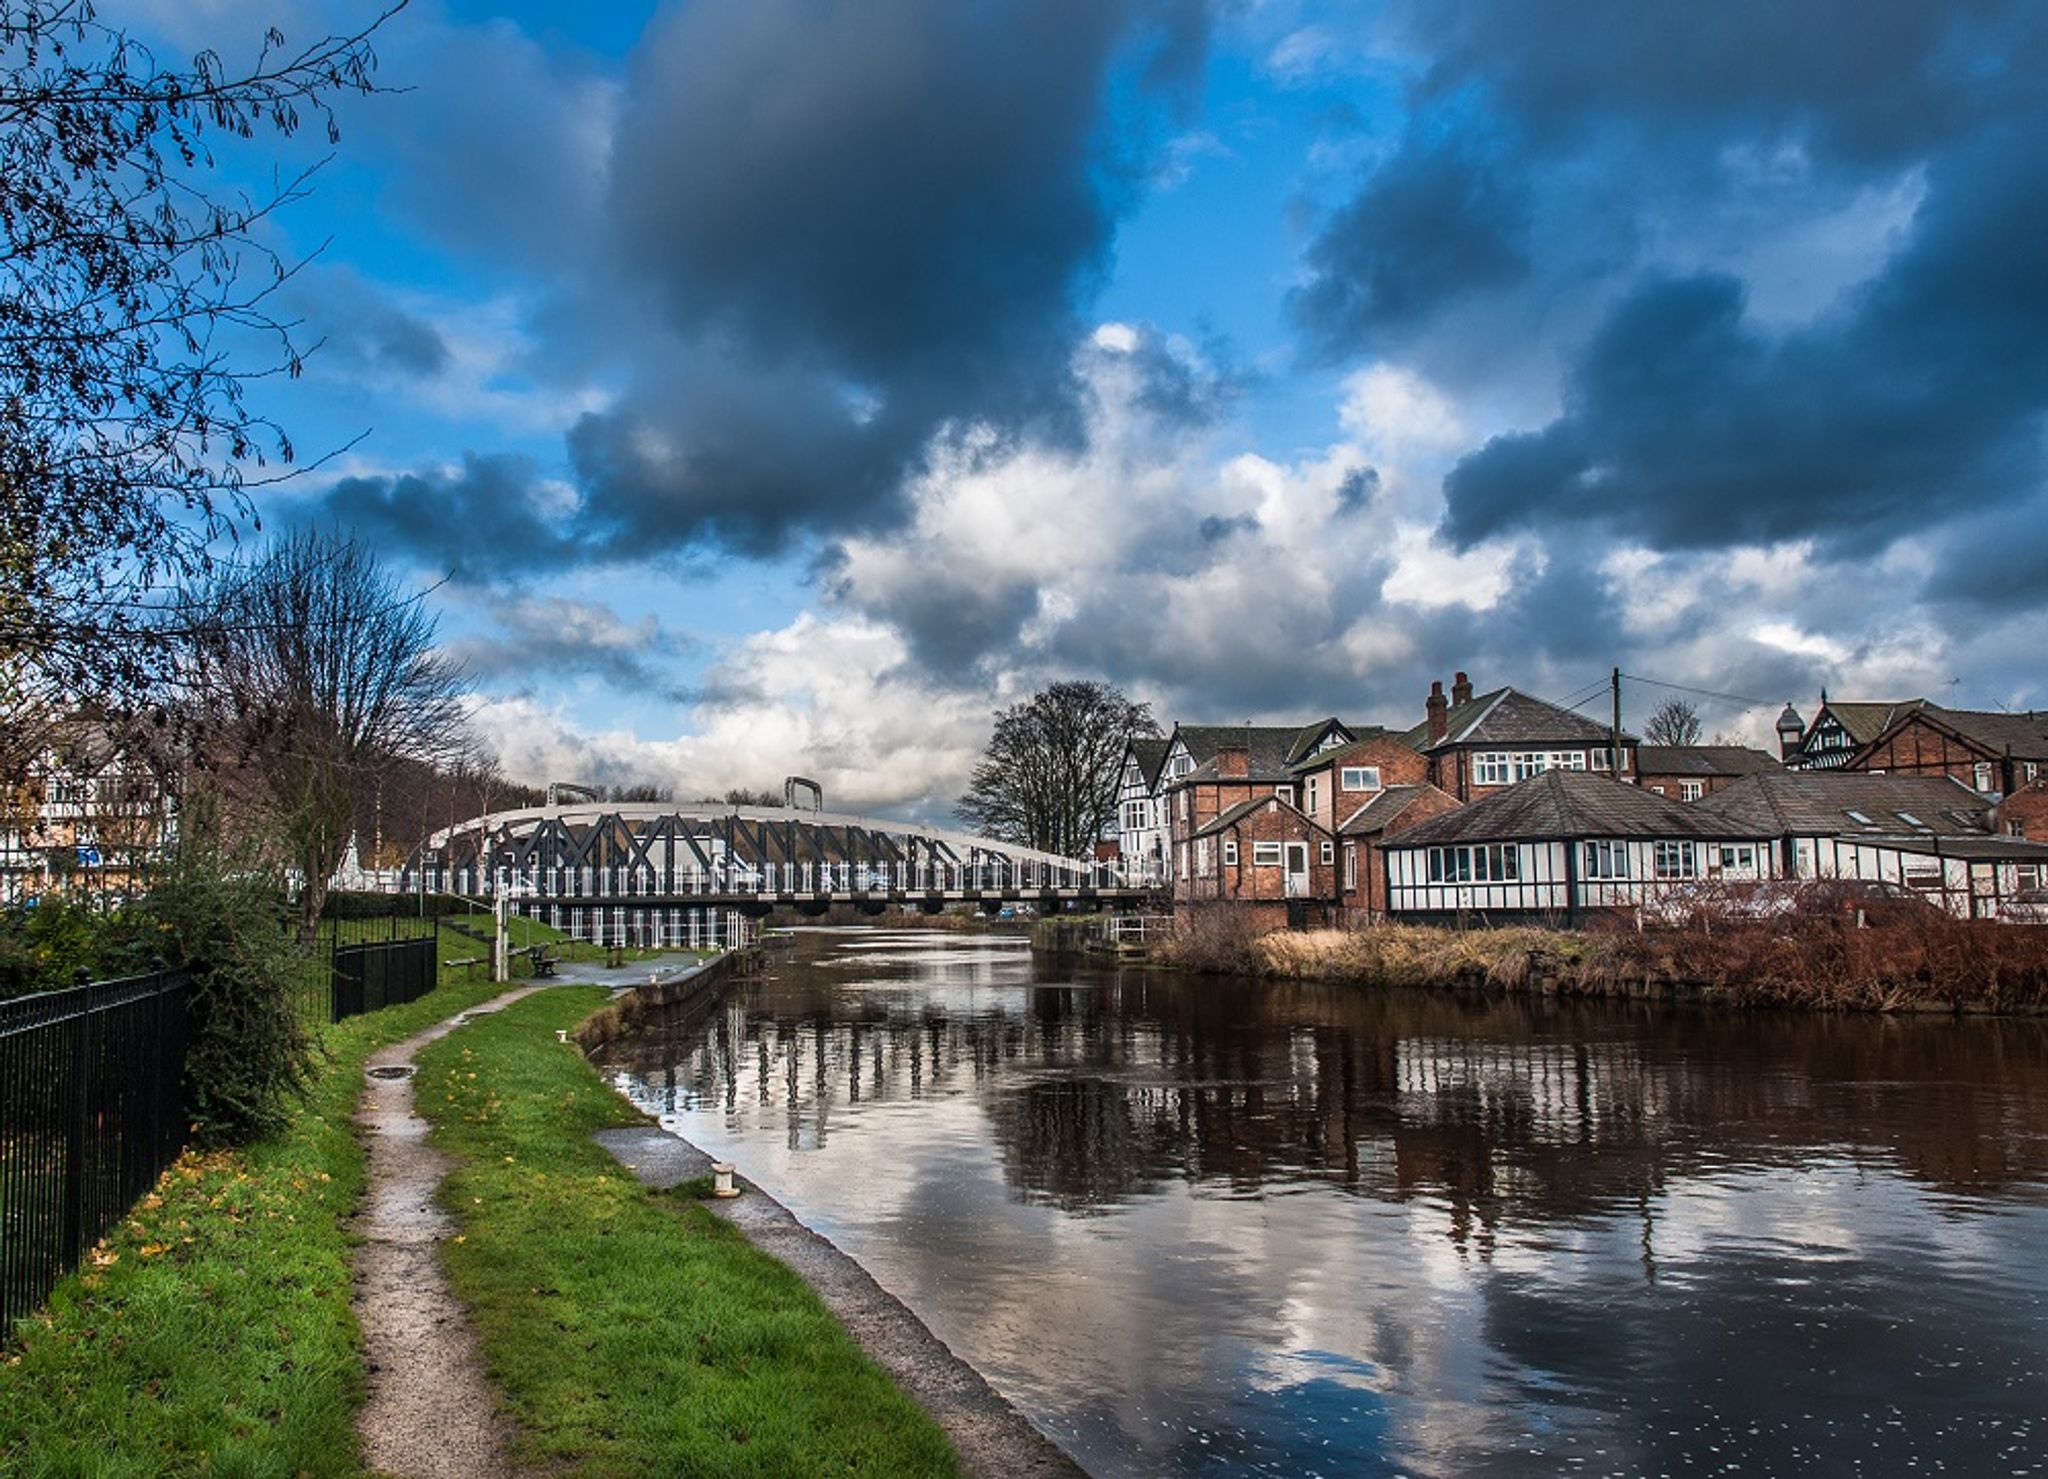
[711,1162,740,1198]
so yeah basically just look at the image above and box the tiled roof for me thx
[1336,784,1445,837]
[1816,700,1921,747]
[1635,745,1783,778]
[1192,794,1326,838]
[1696,772,1993,839]
[1401,687,1632,752]
[1896,704,2048,760]
[1127,738,1171,787]
[1387,771,1758,848]
[1287,729,1400,774]
[1169,723,1343,785]
[1285,718,1354,765]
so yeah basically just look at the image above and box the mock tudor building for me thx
[1401,672,1638,801]
[1636,745,1782,801]
[1112,737,1174,886]
[0,721,180,906]
[1380,771,1766,923]
[1695,771,2048,919]
[1777,697,1920,770]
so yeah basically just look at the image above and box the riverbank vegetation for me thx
[1155,910,2048,1012]
[0,978,509,1475]
[415,986,960,1475]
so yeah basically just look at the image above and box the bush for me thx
[0,893,110,998]
[101,808,317,1145]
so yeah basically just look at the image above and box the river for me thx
[593,927,2048,1477]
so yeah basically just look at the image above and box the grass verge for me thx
[0,977,512,1478]
[415,987,961,1478]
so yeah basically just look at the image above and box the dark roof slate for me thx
[1695,772,1993,838]
[1400,687,1633,752]
[1635,745,1783,778]
[1127,738,1171,788]
[1192,794,1328,839]
[1336,784,1443,837]
[1169,721,1350,785]
[1387,771,1757,849]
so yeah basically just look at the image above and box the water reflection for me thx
[597,929,2048,1478]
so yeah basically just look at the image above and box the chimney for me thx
[1217,744,1250,779]
[1451,671,1473,706]
[1426,681,1449,745]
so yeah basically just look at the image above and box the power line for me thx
[1619,672,1777,710]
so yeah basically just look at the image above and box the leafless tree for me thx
[956,681,1157,857]
[189,529,469,941]
[1,1,403,717]
[1643,697,1704,747]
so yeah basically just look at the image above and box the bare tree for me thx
[1643,697,1704,747]
[956,681,1157,857]
[1,1,402,711]
[190,530,469,941]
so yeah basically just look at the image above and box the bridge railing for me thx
[405,855,1124,899]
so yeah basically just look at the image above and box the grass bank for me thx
[1156,913,2048,1013]
[415,986,960,1477]
[0,976,511,1477]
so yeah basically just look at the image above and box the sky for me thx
[135,0,2048,818]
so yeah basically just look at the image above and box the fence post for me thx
[63,987,90,1261]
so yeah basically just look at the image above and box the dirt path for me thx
[353,988,540,1479]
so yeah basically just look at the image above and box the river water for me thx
[594,928,2048,1477]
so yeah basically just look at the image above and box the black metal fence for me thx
[329,934,438,1023]
[0,970,188,1338]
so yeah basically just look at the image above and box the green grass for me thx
[416,988,962,1478]
[0,977,512,1478]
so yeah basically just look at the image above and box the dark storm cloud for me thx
[444,594,697,703]
[1198,512,1259,542]
[1291,128,1530,356]
[1444,107,2048,553]
[317,454,571,579]
[562,0,1211,556]
[1334,466,1380,516]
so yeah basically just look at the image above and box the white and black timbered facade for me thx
[1381,771,1768,922]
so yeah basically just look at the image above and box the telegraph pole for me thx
[1611,668,1624,781]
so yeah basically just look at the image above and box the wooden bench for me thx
[527,945,560,978]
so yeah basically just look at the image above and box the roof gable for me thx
[1387,771,1757,848]
[1193,794,1331,839]
[1403,687,1632,751]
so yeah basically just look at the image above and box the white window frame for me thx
[1252,841,1283,867]
[1222,838,1238,867]
[1654,841,1697,879]
[1473,753,1511,786]
[1679,780,1704,802]
[1344,844,1357,890]
[1974,761,1995,792]
[1319,840,1334,865]
[1583,840,1630,879]
[1340,765,1383,792]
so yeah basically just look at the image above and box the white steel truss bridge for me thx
[401,803,1151,950]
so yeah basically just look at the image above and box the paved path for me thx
[353,988,540,1479]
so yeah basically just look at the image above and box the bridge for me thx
[399,801,1153,950]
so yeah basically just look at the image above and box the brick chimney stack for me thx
[1217,744,1250,779]
[1451,671,1472,706]
[1426,681,1449,745]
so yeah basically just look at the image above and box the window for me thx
[1275,785,1293,804]
[1306,777,1319,815]
[1344,844,1358,890]
[2027,762,2040,783]
[1513,752,1546,781]
[1903,859,1943,890]
[1649,785,1667,796]
[1654,841,1697,879]
[1974,761,1995,792]
[1680,780,1704,802]
[1584,841,1630,879]
[1252,841,1283,866]
[1426,844,1519,883]
[1197,839,1213,878]
[1320,840,1334,865]
[1895,811,1930,831]
[1340,765,1383,792]
[1170,753,1194,777]
[1473,753,1511,786]
[1844,809,1874,827]
[1717,845,1756,871]
[1122,801,1148,832]
[1222,839,1238,866]
[1178,846,1189,880]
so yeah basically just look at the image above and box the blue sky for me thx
[132,0,2048,816]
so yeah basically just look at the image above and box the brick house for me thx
[1157,718,1353,885]
[1401,672,1638,801]
[1636,745,1782,801]
[1334,783,1462,921]
[1840,703,2048,798]
[0,721,180,906]
[1290,730,1430,832]
[1184,785,1338,930]
[1994,783,2048,891]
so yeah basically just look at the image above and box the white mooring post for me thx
[493,874,509,983]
